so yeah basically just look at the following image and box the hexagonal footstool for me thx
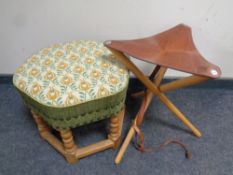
[13,40,129,163]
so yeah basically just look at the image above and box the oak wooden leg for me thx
[159,75,210,93]
[31,111,50,138]
[115,67,167,164]
[157,92,202,137]
[59,129,78,164]
[108,108,125,149]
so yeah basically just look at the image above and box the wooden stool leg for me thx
[115,92,154,164]
[115,67,167,164]
[59,129,78,164]
[108,108,125,149]
[158,93,201,137]
[31,111,50,138]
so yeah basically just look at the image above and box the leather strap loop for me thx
[133,97,192,159]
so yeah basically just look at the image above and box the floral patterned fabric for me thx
[13,40,129,108]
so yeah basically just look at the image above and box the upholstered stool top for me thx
[14,40,128,107]
[13,40,129,128]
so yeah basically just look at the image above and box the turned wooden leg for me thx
[108,108,125,149]
[59,129,78,164]
[31,111,50,138]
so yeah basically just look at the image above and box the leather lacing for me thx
[132,90,192,159]
[133,124,192,159]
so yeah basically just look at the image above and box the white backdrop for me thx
[1,0,233,78]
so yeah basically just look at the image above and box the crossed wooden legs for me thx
[109,49,210,164]
[31,108,125,164]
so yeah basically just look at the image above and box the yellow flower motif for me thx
[94,50,103,57]
[30,82,42,95]
[60,74,73,86]
[118,68,125,74]
[80,47,87,54]
[43,59,53,66]
[101,61,109,68]
[69,54,79,61]
[65,92,78,105]
[108,75,119,85]
[44,71,56,81]
[65,44,73,51]
[55,50,64,58]
[73,66,84,73]
[46,87,60,101]
[79,81,91,91]
[57,61,68,70]
[16,66,24,74]
[90,70,101,79]
[29,56,38,63]
[97,86,109,97]
[41,48,50,56]
[18,80,26,90]
[85,57,94,64]
[29,68,40,77]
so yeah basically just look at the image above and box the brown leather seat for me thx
[104,24,221,78]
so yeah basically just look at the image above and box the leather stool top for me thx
[104,24,221,78]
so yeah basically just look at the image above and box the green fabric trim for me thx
[43,100,124,129]
[16,87,127,129]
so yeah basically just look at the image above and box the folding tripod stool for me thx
[104,24,221,164]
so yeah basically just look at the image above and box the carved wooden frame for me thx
[31,108,125,164]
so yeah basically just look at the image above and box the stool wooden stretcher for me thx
[31,108,125,164]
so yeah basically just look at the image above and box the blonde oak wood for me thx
[131,66,163,98]
[109,117,120,140]
[136,67,167,126]
[159,75,210,93]
[60,129,77,163]
[31,111,50,138]
[31,111,66,155]
[76,139,114,158]
[132,75,210,97]
[115,127,135,164]
[109,49,161,96]
[60,129,77,153]
[110,49,206,164]
[108,107,125,148]
[115,67,167,164]
[118,108,125,140]
[41,132,65,155]
[158,93,201,137]
[31,108,125,164]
